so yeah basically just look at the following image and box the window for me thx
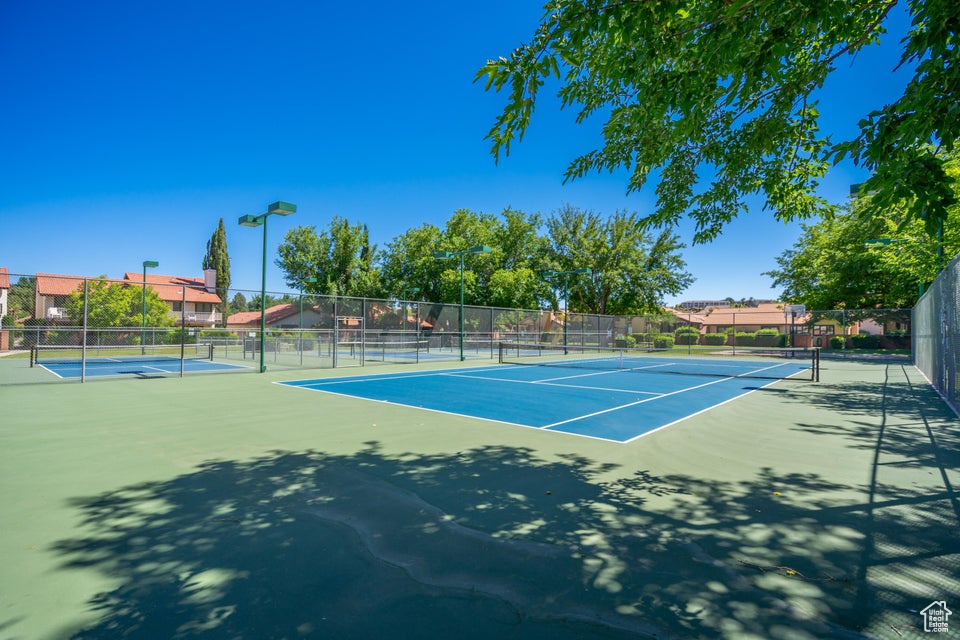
[196,303,213,313]
[172,301,183,312]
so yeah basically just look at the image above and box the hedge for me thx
[674,326,700,345]
[734,331,755,346]
[850,333,880,349]
[704,333,728,346]
[653,335,675,349]
[754,328,785,347]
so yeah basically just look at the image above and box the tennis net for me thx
[31,343,215,367]
[498,343,820,381]
[361,339,430,362]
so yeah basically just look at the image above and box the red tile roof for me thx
[227,304,301,326]
[122,273,221,304]
[36,273,88,295]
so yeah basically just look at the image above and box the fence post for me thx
[180,287,186,378]
[81,278,88,383]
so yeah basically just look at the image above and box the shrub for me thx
[635,332,656,345]
[653,335,675,349]
[829,336,846,349]
[850,333,880,349]
[674,327,700,345]
[754,328,784,347]
[704,333,728,346]
[734,331,755,346]
[623,334,637,348]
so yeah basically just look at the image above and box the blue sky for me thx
[1,1,912,305]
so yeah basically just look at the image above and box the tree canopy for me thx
[477,0,959,243]
[545,206,692,313]
[275,217,380,298]
[275,206,691,314]
[767,156,960,308]
[65,278,174,328]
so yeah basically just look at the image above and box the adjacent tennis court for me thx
[280,346,819,442]
[29,343,249,378]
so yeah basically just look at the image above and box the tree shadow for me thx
[46,436,958,639]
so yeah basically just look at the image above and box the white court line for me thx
[280,364,523,387]
[277,381,631,445]
[442,372,661,395]
[540,375,737,429]
[620,376,787,444]
[37,364,65,378]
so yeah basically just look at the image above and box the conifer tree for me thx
[202,218,231,324]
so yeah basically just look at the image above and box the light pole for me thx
[238,201,297,372]
[542,268,592,353]
[141,260,159,354]
[433,245,492,361]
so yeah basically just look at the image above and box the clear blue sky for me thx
[0,1,912,305]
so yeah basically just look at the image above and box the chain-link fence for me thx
[913,253,960,416]
[0,270,913,384]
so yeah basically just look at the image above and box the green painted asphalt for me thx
[1,357,957,639]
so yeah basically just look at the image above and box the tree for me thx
[378,223,446,301]
[229,292,247,315]
[766,171,959,309]
[276,217,381,298]
[478,1,958,243]
[202,218,231,323]
[434,208,547,307]
[247,293,296,311]
[377,208,551,307]
[545,206,693,314]
[65,277,174,328]
[4,276,35,325]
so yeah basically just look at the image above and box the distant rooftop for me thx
[676,299,777,311]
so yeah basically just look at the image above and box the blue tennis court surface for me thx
[38,357,249,378]
[279,358,812,443]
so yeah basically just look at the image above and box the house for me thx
[32,272,223,327]
[0,268,9,350]
[226,304,328,331]
[121,272,222,327]
[667,303,850,347]
[34,273,87,322]
[676,299,732,311]
[0,267,9,323]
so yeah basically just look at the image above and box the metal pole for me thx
[180,287,186,378]
[332,299,338,369]
[299,286,304,366]
[81,278,88,383]
[459,253,465,361]
[562,274,569,354]
[142,265,147,355]
[259,215,267,373]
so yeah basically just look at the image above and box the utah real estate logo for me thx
[920,601,951,633]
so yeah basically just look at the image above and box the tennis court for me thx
[29,343,249,378]
[3,354,958,639]
[280,346,819,442]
